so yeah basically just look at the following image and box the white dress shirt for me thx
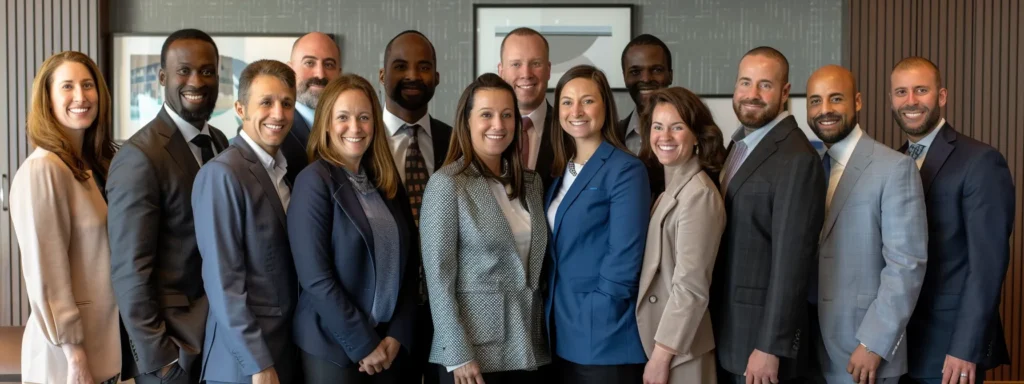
[383,108,435,184]
[624,111,643,155]
[546,162,584,229]
[239,130,291,211]
[523,104,548,170]
[823,124,864,208]
[164,104,219,166]
[905,118,946,169]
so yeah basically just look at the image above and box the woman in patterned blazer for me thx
[420,73,551,384]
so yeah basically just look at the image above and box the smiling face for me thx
[380,33,438,112]
[161,38,219,125]
[806,65,861,145]
[623,44,673,109]
[234,74,295,155]
[558,77,605,141]
[468,88,516,165]
[649,102,697,166]
[328,89,375,167]
[498,33,551,113]
[890,66,947,138]
[732,54,790,128]
[290,32,341,109]
[49,61,99,132]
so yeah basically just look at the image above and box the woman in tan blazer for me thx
[635,87,727,384]
[9,51,119,384]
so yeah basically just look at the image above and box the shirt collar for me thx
[525,102,548,131]
[907,117,946,149]
[164,104,210,142]
[239,129,288,172]
[826,124,864,167]
[383,105,433,138]
[626,110,640,135]
[295,102,315,127]
[732,110,791,149]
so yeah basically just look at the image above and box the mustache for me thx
[304,77,329,88]
[898,105,929,113]
[180,85,212,95]
[399,80,428,92]
[813,112,843,125]
[632,81,661,91]
[738,98,767,108]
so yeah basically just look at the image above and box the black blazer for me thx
[281,113,312,186]
[900,124,1013,376]
[107,108,228,378]
[708,115,826,380]
[535,102,555,191]
[429,116,453,170]
[288,159,419,367]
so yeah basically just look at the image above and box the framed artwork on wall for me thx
[110,33,329,142]
[474,4,635,90]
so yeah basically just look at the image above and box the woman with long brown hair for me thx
[288,73,418,384]
[9,51,120,384]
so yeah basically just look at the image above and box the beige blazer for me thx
[10,148,120,383]
[636,157,725,383]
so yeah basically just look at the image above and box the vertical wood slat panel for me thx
[849,0,1023,380]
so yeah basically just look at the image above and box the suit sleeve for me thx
[948,149,1014,363]
[420,173,475,366]
[598,159,651,300]
[855,155,928,360]
[287,168,380,363]
[758,151,826,358]
[10,157,83,346]
[105,143,179,372]
[193,162,273,375]
[384,185,420,354]
[654,184,725,355]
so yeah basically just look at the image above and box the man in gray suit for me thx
[805,65,928,384]
[192,60,300,384]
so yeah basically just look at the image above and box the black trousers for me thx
[302,349,406,384]
[399,303,441,384]
[437,365,541,384]
[552,356,644,384]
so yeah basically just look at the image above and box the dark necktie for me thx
[191,134,215,164]
[907,143,926,160]
[521,116,534,170]
[402,124,429,305]
[822,152,832,184]
[809,151,832,304]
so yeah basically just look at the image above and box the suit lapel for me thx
[637,158,700,300]
[467,166,528,285]
[535,103,555,179]
[918,124,956,195]
[430,117,452,169]
[157,109,202,178]
[821,137,873,241]
[328,163,375,253]
[726,116,798,199]
[525,174,548,288]
[292,115,311,146]
[552,141,613,238]
[615,112,632,143]
[235,139,288,230]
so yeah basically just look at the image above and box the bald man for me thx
[893,57,1013,384]
[282,31,340,185]
[805,65,928,384]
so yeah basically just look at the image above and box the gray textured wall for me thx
[110,0,845,124]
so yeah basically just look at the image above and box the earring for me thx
[694,144,699,155]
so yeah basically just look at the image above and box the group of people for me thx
[8,25,1014,384]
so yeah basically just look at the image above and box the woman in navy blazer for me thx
[544,65,652,383]
[288,74,419,384]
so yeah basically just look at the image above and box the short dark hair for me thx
[161,29,219,69]
[892,56,943,88]
[741,46,790,84]
[237,60,296,106]
[620,34,672,70]
[383,30,437,65]
[500,27,550,58]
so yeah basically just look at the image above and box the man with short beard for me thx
[617,34,673,156]
[107,29,228,384]
[893,57,1014,384]
[709,46,826,384]
[279,32,341,185]
[806,65,927,384]
[378,29,452,384]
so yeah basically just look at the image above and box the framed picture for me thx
[111,33,321,142]
[474,4,634,90]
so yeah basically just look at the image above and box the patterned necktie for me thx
[191,134,215,164]
[907,143,926,160]
[403,124,428,225]
[521,116,534,170]
[719,140,749,194]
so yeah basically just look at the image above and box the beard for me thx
[733,97,783,128]
[169,85,216,123]
[809,112,857,144]
[297,77,329,108]
[628,80,664,108]
[389,80,435,111]
[892,103,941,136]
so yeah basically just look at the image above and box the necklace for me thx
[568,156,586,176]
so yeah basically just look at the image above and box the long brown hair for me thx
[444,73,525,202]
[549,65,627,178]
[639,87,727,174]
[307,74,400,199]
[27,51,117,182]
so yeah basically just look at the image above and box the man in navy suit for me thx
[282,31,341,185]
[893,57,1014,384]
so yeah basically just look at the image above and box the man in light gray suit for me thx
[192,60,300,384]
[805,65,928,384]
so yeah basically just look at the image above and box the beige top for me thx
[10,148,120,383]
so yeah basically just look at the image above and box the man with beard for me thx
[107,29,228,384]
[498,27,555,189]
[806,65,927,384]
[709,46,826,384]
[617,34,673,156]
[893,57,1014,384]
[282,32,340,185]
[378,29,452,384]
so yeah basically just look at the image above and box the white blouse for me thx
[546,162,584,229]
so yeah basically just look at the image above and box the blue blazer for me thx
[288,159,419,367]
[544,141,651,365]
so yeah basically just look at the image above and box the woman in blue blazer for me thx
[545,65,652,383]
[288,74,419,384]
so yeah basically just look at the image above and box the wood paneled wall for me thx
[1,0,106,326]
[849,0,1023,380]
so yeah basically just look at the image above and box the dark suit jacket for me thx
[535,102,555,191]
[616,110,665,198]
[280,113,312,186]
[900,124,1013,376]
[192,138,299,383]
[429,116,453,170]
[107,108,227,378]
[708,115,826,380]
[288,159,419,367]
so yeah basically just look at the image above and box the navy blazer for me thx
[280,114,312,186]
[288,159,419,367]
[900,124,1014,376]
[544,141,651,365]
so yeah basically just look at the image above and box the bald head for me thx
[806,64,861,145]
[892,56,942,88]
[807,64,857,96]
[290,32,341,109]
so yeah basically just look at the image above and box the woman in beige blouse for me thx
[9,51,120,384]
[635,87,727,384]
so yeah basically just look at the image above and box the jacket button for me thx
[649,295,657,303]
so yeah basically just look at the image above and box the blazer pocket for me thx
[250,305,283,317]
[733,286,766,306]
[459,292,504,345]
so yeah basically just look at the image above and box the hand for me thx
[252,366,280,384]
[942,355,977,384]
[744,349,779,384]
[453,360,485,384]
[847,343,882,383]
[358,339,393,375]
[643,344,675,384]
[61,344,94,384]
[382,336,402,365]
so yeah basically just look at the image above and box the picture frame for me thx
[110,33,329,142]
[473,4,635,91]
